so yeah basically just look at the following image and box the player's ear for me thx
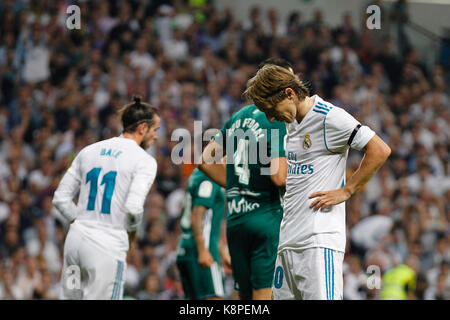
[138,122,147,134]
[285,88,294,99]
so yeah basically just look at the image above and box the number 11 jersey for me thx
[54,136,157,261]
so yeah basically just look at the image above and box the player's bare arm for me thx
[191,205,214,268]
[309,134,391,211]
[199,140,226,188]
[219,242,232,270]
[128,231,137,250]
[270,157,288,187]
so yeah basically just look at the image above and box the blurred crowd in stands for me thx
[0,0,448,300]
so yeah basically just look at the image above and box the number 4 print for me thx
[234,139,250,185]
[86,168,117,214]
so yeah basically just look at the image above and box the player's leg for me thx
[78,240,126,300]
[199,261,225,300]
[108,259,127,300]
[249,209,283,300]
[328,249,344,300]
[298,247,344,300]
[176,258,225,300]
[59,228,83,299]
[226,223,253,300]
[252,288,272,300]
[176,259,197,299]
[271,251,296,300]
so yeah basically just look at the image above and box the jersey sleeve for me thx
[125,156,158,232]
[269,121,287,158]
[324,107,375,153]
[192,179,216,209]
[52,150,83,222]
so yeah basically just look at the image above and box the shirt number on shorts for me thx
[273,266,284,289]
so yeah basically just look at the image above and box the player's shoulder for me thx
[192,172,215,198]
[77,138,110,157]
[190,168,212,186]
[191,169,222,195]
[137,150,157,170]
[111,137,157,168]
[113,137,153,159]
[229,104,255,121]
[310,95,338,118]
[83,137,116,150]
[310,96,353,123]
[325,105,358,128]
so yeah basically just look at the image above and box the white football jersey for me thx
[53,136,157,260]
[280,95,375,253]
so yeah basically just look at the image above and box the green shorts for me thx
[226,208,282,297]
[176,258,225,300]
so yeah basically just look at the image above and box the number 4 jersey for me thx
[214,105,287,227]
[53,136,157,261]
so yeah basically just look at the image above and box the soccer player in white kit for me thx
[244,65,391,300]
[53,96,160,299]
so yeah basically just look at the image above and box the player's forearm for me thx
[219,243,229,261]
[192,208,207,253]
[52,171,81,222]
[53,199,78,222]
[344,136,391,196]
[270,157,287,187]
[199,141,226,187]
[198,163,226,188]
[125,173,155,214]
[125,160,156,231]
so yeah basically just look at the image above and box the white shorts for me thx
[272,247,344,300]
[59,227,127,300]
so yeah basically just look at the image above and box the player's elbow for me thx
[52,194,64,211]
[382,144,391,161]
[52,195,77,222]
[271,169,287,187]
[270,157,287,187]
[125,202,142,217]
[376,140,391,163]
[271,174,286,187]
[198,153,211,173]
[366,136,391,165]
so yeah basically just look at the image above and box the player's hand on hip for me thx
[198,249,214,268]
[309,188,352,212]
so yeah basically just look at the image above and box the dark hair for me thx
[258,57,293,71]
[118,95,158,133]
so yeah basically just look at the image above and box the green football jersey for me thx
[177,168,225,261]
[214,105,287,226]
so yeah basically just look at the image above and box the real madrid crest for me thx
[303,134,312,150]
